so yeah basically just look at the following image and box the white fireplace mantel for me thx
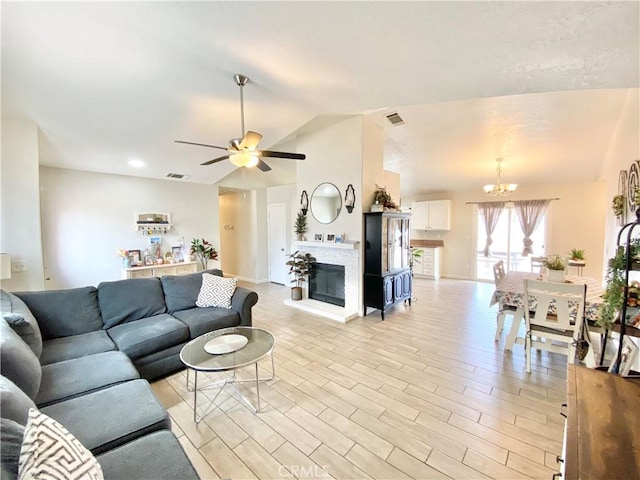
[294,240,359,250]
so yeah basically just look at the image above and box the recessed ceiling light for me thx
[128,159,145,168]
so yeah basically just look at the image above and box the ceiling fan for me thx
[175,74,306,172]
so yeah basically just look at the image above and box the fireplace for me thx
[309,263,345,307]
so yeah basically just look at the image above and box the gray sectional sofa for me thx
[0,269,259,479]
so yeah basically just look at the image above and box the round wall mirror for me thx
[310,183,342,224]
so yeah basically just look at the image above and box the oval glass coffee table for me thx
[180,326,275,422]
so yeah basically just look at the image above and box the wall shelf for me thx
[135,212,173,234]
[295,240,359,250]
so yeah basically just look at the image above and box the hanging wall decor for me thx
[345,184,356,213]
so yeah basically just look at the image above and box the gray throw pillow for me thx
[0,320,42,400]
[0,291,42,358]
[0,418,24,480]
[0,375,37,425]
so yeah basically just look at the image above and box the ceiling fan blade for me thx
[259,150,306,160]
[175,140,228,151]
[256,159,272,172]
[201,154,230,166]
[239,131,262,150]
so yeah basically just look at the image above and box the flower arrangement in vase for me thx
[117,248,131,268]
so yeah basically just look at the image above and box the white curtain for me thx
[513,200,550,256]
[478,202,505,257]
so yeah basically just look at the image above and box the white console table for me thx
[122,261,198,279]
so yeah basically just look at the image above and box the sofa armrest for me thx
[230,287,258,327]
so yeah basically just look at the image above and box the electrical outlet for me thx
[11,260,27,272]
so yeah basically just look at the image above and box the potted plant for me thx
[569,248,586,264]
[190,238,218,270]
[542,254,567,282]
[294,210,308,241]
[598,249,625,330]
[286,251,316,300]
[372,185,398,211]
[410,247,423,276]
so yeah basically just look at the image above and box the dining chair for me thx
[530,256,544,273]
[522,279,587,373]
[492,260,516,341]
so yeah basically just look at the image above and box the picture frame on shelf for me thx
[326,234,336,242]
[314,234,323,242]
[608,337,639,376]
[144,255,154,266]
[171,246,184,262]
[129,250,141,266]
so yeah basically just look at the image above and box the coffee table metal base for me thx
[186,354,275,422]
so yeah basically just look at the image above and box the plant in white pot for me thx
[543,254,567,282]
[286,251,316,300]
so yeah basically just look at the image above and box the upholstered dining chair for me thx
[521,279,587,373]
[492,260,516,341]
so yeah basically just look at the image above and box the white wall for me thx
[296,116,366,243]
[39,167,220,288]
[602,88,640,260]
[1,119,45,292]
[218,189,269,283]
[408,181,607,281]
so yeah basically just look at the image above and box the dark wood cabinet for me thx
[363,212,412,320]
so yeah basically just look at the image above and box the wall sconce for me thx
[345,184,356,213]
[300,190,309,215]
[0,254,11,280]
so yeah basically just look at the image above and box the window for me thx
[476,205,546,281]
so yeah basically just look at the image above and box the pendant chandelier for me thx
[483,158,517,196]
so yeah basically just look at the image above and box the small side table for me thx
[568,260,586,276]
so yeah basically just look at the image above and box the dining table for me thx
[490,271,604,351]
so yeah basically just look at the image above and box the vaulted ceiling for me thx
[2,2,638,198]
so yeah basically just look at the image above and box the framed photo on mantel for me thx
[326,234,336,242]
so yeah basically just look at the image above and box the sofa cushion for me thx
[41,380,170,456]
[35,352,139,408]
[106,314,189,360]
[196,273,237,309]
[1,418,24,480]
[0,376,36,426]
[0,319,41,400]
[172,307,240,339]
[161,269,223,313]
[19,408,104,480]
[97,430,199,480]
[1,290,42,358]
[40,331,116,365]
[98,278,167,328]
[13,287,103,340]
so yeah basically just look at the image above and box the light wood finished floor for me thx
[152,278,570,480]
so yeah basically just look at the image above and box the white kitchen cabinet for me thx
[411,200,451,231]
[414,247,442,279]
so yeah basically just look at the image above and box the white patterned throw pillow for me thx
[18,408,103,480]
[196,273,237,309]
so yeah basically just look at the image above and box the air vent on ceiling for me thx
[385,112,405,126]
[166,173,190,179]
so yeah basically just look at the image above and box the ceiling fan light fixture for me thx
[484,158,517,197]
[230,151,259,168]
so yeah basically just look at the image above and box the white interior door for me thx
[267,203,287,285]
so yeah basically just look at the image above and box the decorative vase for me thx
[123,257,131,269]
[547,269,565,283]
[291,286,303,301]
[296,234,304,241]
